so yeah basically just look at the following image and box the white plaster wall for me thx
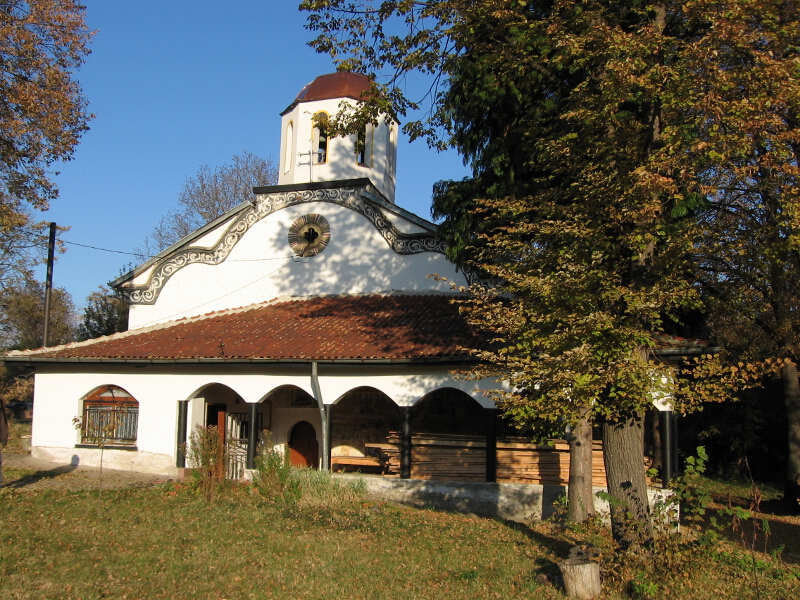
[278,96,397,203]
[127,200,468,328]
[32,447,175,475]
[29,365,499,475]
[318,371,502,409]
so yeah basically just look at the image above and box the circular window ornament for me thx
[288,214,331,257]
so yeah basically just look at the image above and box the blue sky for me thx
[40,1,468,309]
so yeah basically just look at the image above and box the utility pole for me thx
[42,222,56,348]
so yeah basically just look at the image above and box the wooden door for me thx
[289,421,319,468]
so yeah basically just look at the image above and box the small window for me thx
[387,125,396,172]
[357,125,373,167]
[312,112,329,164]
[79,386,139,447]
[283,121,294,174]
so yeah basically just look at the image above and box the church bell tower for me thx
[278,72,398,204]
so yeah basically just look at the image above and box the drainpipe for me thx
[176,400,189,469]
[660,410,674,487]
[311,362,330,471]
[246,401,259,470]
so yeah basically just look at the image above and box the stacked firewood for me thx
[366,433,607,486]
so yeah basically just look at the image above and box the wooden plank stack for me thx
[366,433,607,486]
[497,438,607,487]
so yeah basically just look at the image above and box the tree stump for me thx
[558,545,602,599]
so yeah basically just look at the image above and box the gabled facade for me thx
[4,73,504,477]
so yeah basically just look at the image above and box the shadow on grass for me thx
[707,490,800,556]
[500,519,576,582]
[2,464,79,489]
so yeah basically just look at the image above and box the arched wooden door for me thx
[289,421,319,468]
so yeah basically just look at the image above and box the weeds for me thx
[629,572,658,599]
[253,435,300,508]
[4,417,30,454]
[572,446,800,597]
[185,424,230,500]
[253,436,366,512]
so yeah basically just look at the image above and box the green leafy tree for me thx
[0,277,77,406]
[692,37,800,506]
[0,1,92,238]
[0,277,76,350]
[76,286,128,341]
[303,0,800,536]
[0,215,59,286]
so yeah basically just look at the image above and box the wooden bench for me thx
[331,455,387,473]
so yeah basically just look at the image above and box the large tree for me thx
[686,1,800,505]
[76,285,128,341]
[0,1,92,226]
[0,277,75,350]
[0,1,92,293]
[136,152,278,258]
[0,214,57,286]
[302,0,800,536]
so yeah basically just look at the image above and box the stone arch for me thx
[261,385,320,456]
[312,110,329,164]
[330,386,402,462]
[183,383,264,448]
[78,385,139,447]
[412,387,487,437]
[288,420,319,468]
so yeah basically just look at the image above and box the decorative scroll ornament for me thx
[122,184,449,305]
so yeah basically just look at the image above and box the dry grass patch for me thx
[1,452,799,599]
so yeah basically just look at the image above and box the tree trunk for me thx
[783,362,800,512]
[602,411,653,549]
[559,558,601,599]
[568,406,595,522]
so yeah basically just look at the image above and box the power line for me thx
[21,228,295,262]
[62,239,141,256]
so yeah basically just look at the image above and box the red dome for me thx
[281,72,372,115]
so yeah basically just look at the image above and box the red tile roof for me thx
[9,295,486,363]
[294,72,372,104]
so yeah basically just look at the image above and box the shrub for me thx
[253,435,366,510]
[186,424,229,500]
[253,435,301,508]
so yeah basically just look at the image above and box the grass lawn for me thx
[1,476,799,600]
[4,418,31,455]
[1,420,799,599]
[0,482,561,600]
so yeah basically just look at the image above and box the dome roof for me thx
[281,72,372,115]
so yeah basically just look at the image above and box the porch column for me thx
[325,404,332,470]
[246,401,258,470]
[310,362,330,471]
[216,409,226,479]
[660,410,674,487]
[400,406,412,479]
[672,413,680,476]
[485,408,498,483]
[175,399,189,468]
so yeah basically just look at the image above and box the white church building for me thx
[5,72,507,478]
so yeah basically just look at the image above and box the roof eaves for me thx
[1,355,481,366]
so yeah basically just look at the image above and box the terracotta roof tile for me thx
[15,294,486,362]
[294,72,371,104]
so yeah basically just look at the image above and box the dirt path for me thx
[1,452,170,491]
